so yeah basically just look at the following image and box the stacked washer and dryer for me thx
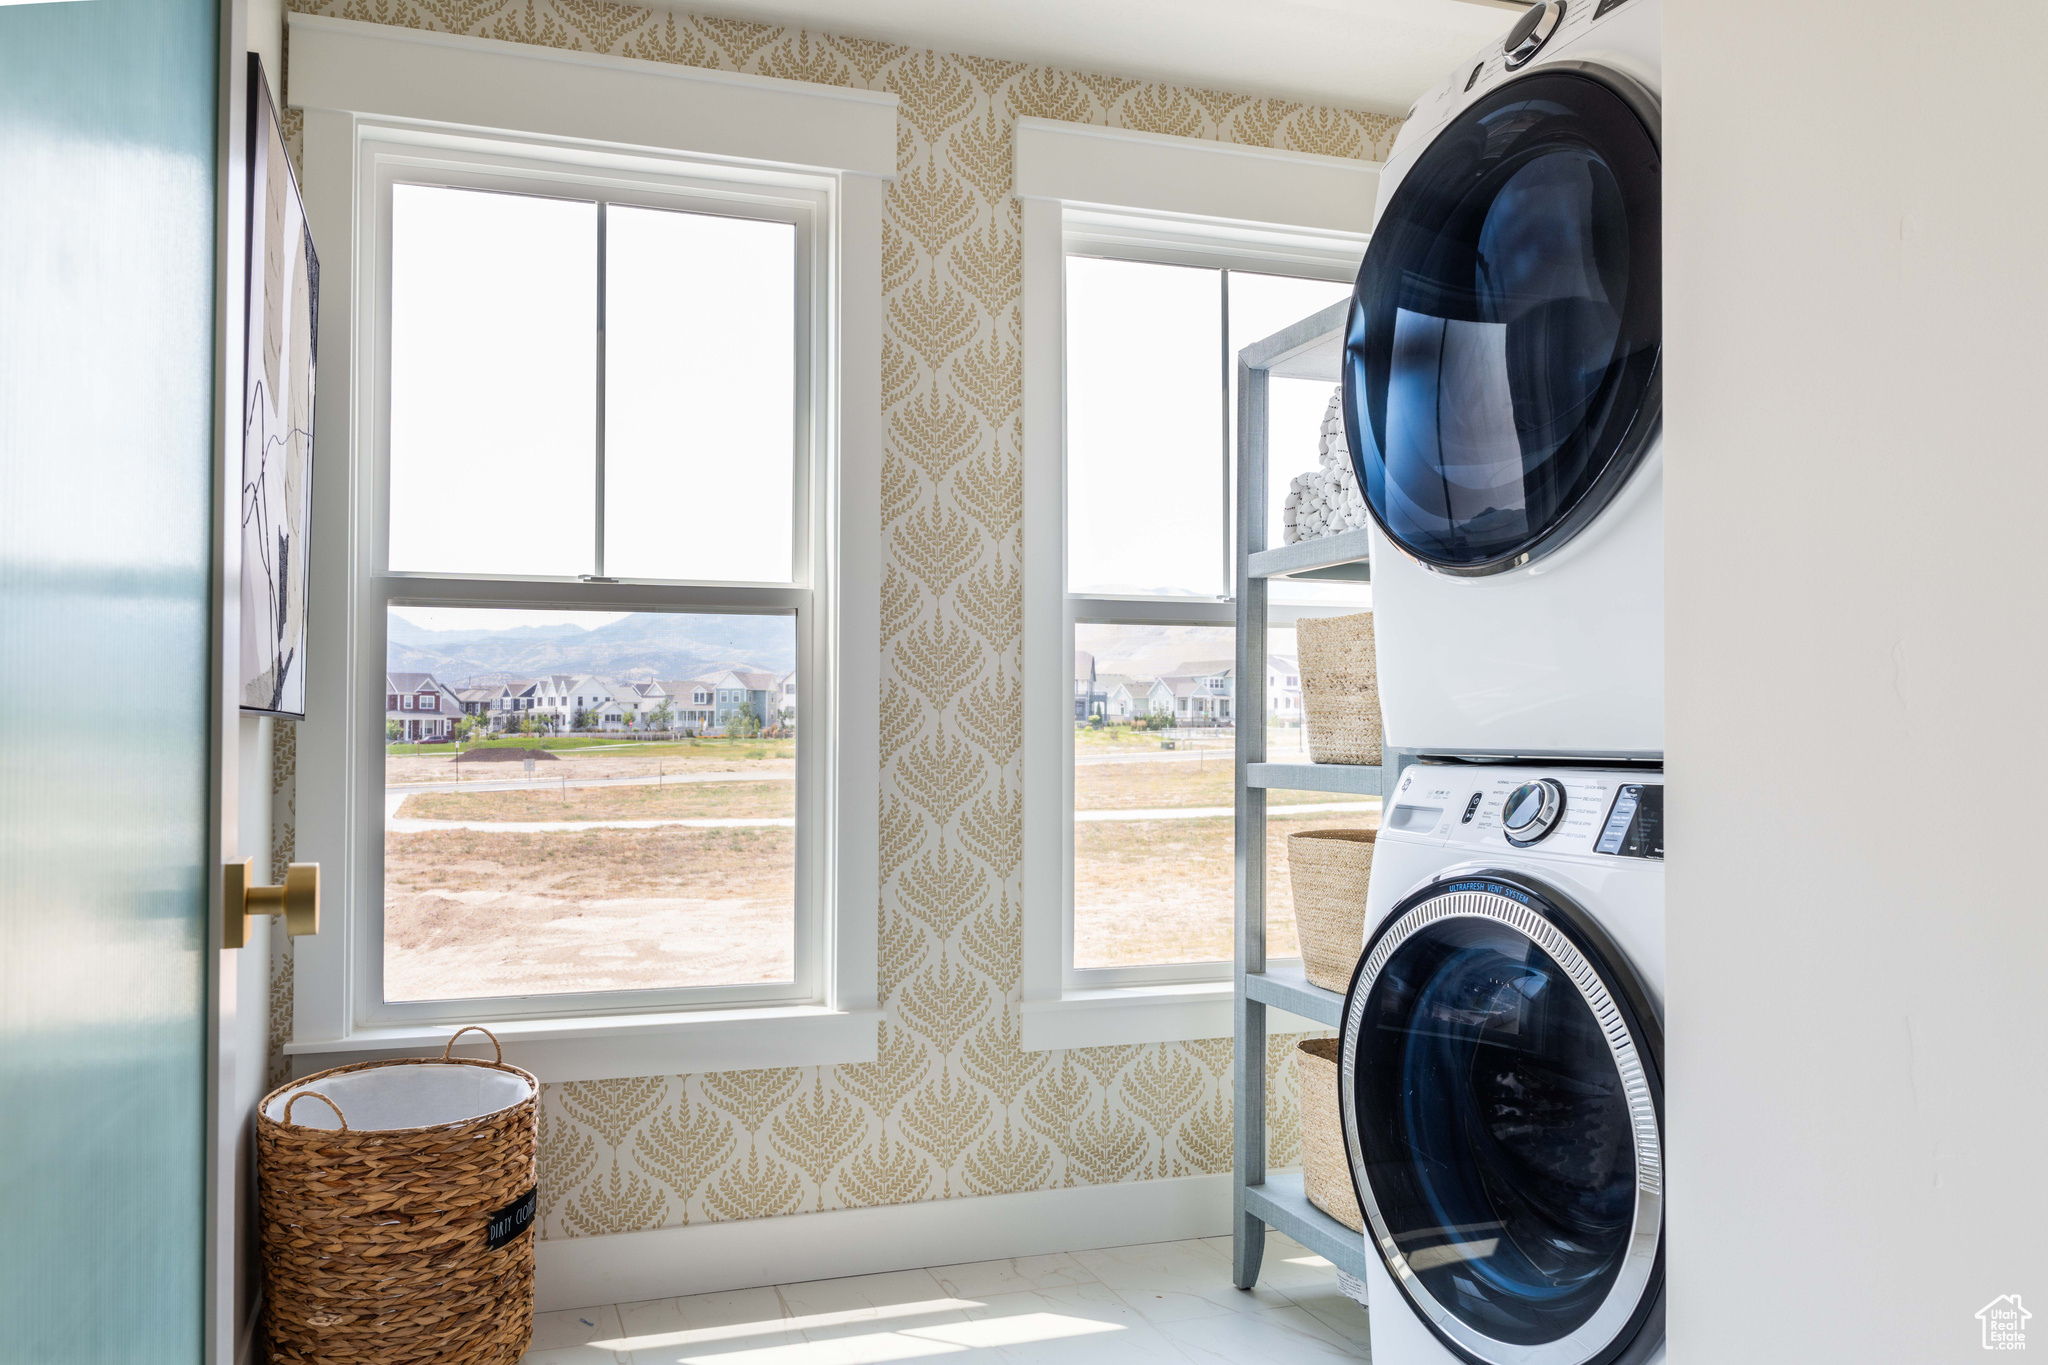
[1331,1,1666,1363]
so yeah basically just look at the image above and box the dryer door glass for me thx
[1343,69,1660,573]
[1342,879,1663,1362]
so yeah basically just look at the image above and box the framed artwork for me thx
[240,53,318,718]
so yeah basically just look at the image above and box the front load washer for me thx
[1339,761,1665,1365]
[1342,0,1663,758]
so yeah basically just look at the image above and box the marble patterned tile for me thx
[531,1239,1378,1365]
[727,1328,968,1364]
[623,1327,808,1364]
[620,1285,790,1337]
[928,1252,1095,1299]
[955,1281,1148,1328]
[940,1283,1184,1362]
[1287,1283,1372,1350]
[522,1349,628,1365]
[1073,1238,1295,1322]
[529,1304,628,1359]
[614,1284,796,1360]
[1157,1303,1369,1363]
[774,1267,952,1321]
[532,1305,625,1350]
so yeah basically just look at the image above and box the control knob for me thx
[1502,778,1565,846]
[1504,1,1564,69]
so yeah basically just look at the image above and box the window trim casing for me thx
[1016,121,1377,1051]
[286,15,888,1081]
[356,143,827,1030]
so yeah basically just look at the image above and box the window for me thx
[1064,256,1366,987]
[344,133,850,1040]
[1015,115,1385,1048]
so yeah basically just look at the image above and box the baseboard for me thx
[535,1173,1232,1312]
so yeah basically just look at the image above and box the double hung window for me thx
[1062,242,1374,990]
[283,18,890,1076]
[364,147,826,1026]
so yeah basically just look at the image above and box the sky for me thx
[389,607,628,633]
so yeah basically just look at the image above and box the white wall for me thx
[1665,3,2048,1361]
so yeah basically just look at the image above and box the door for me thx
[1339,873,1664,1365]
[0,1,220,1361]
[1341,67,1662,576]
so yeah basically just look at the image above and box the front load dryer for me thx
[1339,761,1665,1365]
[1342,0,1663,758]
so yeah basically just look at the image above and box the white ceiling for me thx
[663,0,1524,116]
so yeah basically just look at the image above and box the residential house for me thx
[1149,662,1234,725]
[454,685,499,720]
[1097,673,1148,722]
[1266,654,1303,722]
[527,673,630,732]
[623,681,673,731]
[709,667,779,732]
[659,678,718,733]
[386,672,463,742]
[489,680,539,732]
[1073,649,1101,720]
[775,670,798,731]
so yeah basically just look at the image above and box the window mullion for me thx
[592,199,609,581]
[1220,268,1233,604]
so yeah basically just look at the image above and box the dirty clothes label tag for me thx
[487,1188,537,1249]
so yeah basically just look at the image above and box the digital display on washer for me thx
[1596,784,1663,859]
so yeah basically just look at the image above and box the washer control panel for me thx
[1383,764,1663,860]
[1398,0,1638,152]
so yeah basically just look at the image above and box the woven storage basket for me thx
[1288,827,1377,993]
[257,1028,538,1365]
[1296,1038,1365,1234]
[1296,612,1381,765]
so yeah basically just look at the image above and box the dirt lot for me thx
[395,779,794,823]
[379,738,1374,999]
[1075,756,1360,810]
[383,825,794,1001]
[1073,808,1379,968]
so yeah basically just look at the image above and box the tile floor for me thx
[522,1232,1370,1364]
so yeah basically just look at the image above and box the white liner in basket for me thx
[264,1062,534,1131]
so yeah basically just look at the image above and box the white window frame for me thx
[1015,118,1377,1051]
[286,16,889,1081]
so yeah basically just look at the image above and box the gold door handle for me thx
[224,859,319,949]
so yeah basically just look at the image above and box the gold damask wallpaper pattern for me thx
[275,0,1398,1241]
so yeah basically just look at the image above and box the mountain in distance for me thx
[388,611,795,686]
[1075,623,1302,679]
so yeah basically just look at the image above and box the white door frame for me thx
[207,3,266,1362]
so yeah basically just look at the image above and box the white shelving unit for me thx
[1231,300,1414,1291]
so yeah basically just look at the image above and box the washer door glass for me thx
[1342,69,1660,573]
[1343,879,1662,1362]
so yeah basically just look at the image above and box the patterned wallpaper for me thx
[271,0,1398,1241]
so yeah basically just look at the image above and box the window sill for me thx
[284,1005,880,1083]
[1020,978,1321,1052]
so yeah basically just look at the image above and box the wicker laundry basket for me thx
[1288,827,1377,993]
[257,1028,538,1365]
[1296,1038,1365,1234]
[1296,612,1381,765]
